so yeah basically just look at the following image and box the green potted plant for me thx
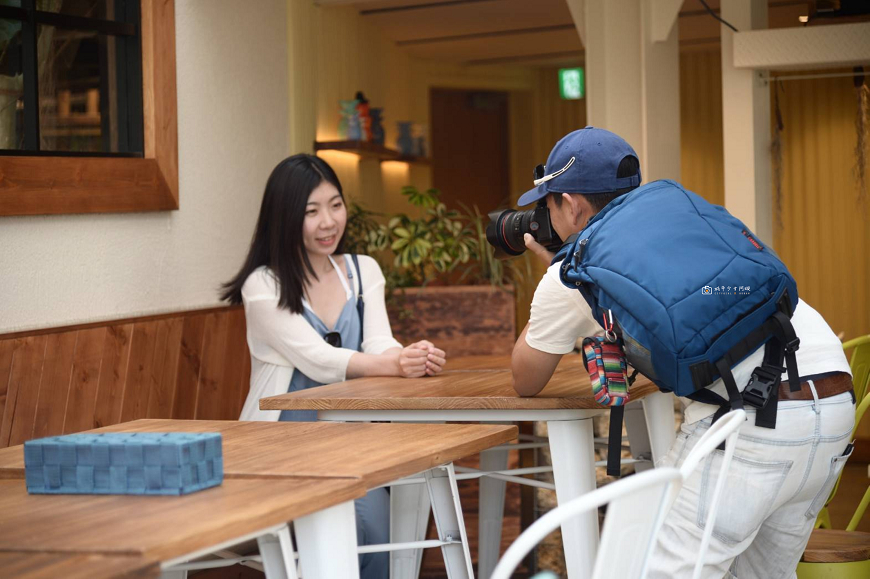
[345,187,530,356]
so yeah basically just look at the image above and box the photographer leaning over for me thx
[503,127,855,577]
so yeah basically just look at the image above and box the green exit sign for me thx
[559,68,585,100]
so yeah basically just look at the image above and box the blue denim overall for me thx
[280,254,388,579]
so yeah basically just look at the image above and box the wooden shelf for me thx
[314,140,430,165]
[393,154,431,166]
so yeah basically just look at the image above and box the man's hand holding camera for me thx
[523,233,555,265]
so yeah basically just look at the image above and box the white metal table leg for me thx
[159,572,187,579]
[624,400,653,473]
[547,418,597,579]
[390,474,432,579]
[425,464,474,579]
[641,391,676,465]
[294,500,360,579]
[477,446,509,579]
[257,524,298,579]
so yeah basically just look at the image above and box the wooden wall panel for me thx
[30,332,77,440]
[148,318,183,419]
[239,346,252,416]
[0,339,18,440]
[120,322,158,423]
[0,307,250,449]
[93,324,133,429]
[63,327,107,434]
[221,310,248,421]
[195,312,231,421]
[5,336,48,446]
[172,314,206,420]
[143,320,171,420]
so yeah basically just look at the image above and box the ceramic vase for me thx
[396,121,414,156]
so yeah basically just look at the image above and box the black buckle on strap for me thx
[784,337,801,355]
[742,365,784,409]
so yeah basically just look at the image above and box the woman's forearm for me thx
[346,349,401,379]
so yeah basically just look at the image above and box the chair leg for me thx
[257,525,298,579]
[391,476,432,579]
[547,418,598,579]
[478,447,509,579]
[815,506,832,529]
[797,560,870,578]
[624,400,653,473]
[294,500,360,579]
[425,463,475,579]
[642,391,677,465]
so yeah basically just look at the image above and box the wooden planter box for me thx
[387,285,516,357]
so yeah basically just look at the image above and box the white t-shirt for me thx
[526,263,851,423]
[238,254,403,422]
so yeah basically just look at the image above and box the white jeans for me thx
[647,385,855,579]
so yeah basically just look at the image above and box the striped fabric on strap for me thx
[582,337,630,407]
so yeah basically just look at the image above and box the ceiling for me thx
[322,0,856,68]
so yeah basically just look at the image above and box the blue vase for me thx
[347,115,362,141]
[396,122,414,156]
[339,99,358,140]
[370,108,385,145]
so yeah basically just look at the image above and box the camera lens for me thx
[486,208,533,257]
[485,201,563,258]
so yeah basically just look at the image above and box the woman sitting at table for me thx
[221,153,446,579]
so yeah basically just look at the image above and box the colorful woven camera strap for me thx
[582,311,633,476]
[583,337,630,407]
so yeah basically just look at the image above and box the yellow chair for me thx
[796,390,870,578]
[843,335,870,403]
[815,335,870,530]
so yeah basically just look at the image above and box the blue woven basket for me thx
[24,432,223,496]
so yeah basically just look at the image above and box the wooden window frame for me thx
[0,0,177,217]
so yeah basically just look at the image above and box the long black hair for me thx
[220,154,346,313]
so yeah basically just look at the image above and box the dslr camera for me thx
[485,200,563,257]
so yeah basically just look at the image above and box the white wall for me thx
[0,0,289,333]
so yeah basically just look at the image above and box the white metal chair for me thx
[490,409,746,579]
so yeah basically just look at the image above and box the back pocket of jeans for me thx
[697,452,792,545]
[805,443,854,520]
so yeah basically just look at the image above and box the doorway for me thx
[430,88,511,213]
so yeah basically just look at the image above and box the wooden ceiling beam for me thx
[359,0,498,16]
[396,23,575,46]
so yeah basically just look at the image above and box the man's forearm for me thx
[511,324,562,396]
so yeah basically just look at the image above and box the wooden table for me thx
[260,354,677,579]
[0,420,516,579]
[0,476,363,579]
[0,552,158,579]
[0,421,516,488]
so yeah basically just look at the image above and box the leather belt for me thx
[778,372,853,401]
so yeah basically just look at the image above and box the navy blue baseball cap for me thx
[517,126,641,206]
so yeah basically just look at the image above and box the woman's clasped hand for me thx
[397,340,447,377]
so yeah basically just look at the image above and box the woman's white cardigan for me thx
[238,254,402,421]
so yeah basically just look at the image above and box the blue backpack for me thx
[556,180,802,472]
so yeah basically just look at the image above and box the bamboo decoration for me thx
[855,67,869,206]
[771,80,785,230]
